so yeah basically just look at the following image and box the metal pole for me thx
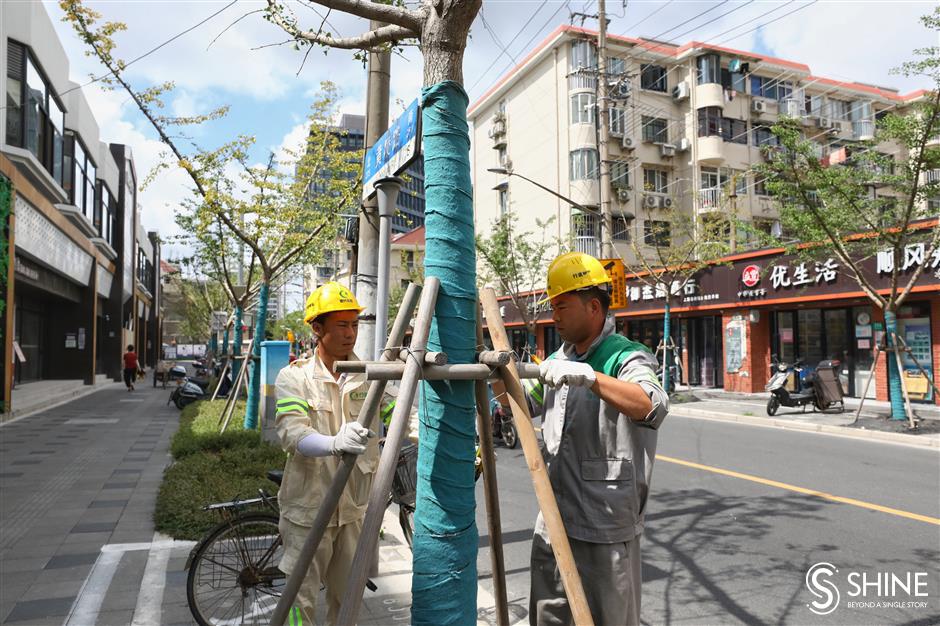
[596,0,612,259]
[353,24,392,361]
[474,307,510,626]
[336,278,441,626]
[339,362,541,381]
[268,283,422,626]
[480,288,595,626]
[374,177,403,360]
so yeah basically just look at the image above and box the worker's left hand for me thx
[539,360,597,388]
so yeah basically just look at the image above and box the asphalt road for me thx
[473,415,940,626]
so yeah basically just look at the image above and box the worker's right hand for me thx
[331,421,374,456]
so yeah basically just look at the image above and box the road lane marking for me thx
[131,532,173,626]
[657,455,940,526]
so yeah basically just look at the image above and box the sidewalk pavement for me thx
[0,381,502,626]
[670,388,940,449]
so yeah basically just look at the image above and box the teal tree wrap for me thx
[243,282,269,429]
[411,81,479,626]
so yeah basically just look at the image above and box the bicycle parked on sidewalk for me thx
[185,443,419,626]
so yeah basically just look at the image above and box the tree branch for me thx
[303,0,423,31]
[266,2,418,50]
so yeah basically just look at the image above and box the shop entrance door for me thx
[823,309,852,395]
[14,305,44,383]
[687,316,723,387]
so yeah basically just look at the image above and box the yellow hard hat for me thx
[304,282,364,324]
[539,252,612,304]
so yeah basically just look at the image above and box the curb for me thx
[671,407,940,450]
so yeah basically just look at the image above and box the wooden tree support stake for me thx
[480,287,595,626]
[475,309,510,626]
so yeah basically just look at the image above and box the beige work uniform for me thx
[274,352,379,625]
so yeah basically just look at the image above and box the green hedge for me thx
[154,400,287,540]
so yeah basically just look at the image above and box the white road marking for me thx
[64,537,195,626]
[131,532,175,626]
[64,549,123,626]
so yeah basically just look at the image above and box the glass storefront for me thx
[771,302,934,401]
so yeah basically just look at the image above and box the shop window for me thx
[544,325,561,355]
[640,64,667,92]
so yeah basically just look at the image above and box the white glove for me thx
[330,421,374,456]
[539,359,597,389]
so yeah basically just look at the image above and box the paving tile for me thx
[89,499,128,509]
[4,596,76,622]
[0,557,50,574]
[27,450,54,455]
[111,469,141,476]
[95,609,136,626]
[44,552,98,569]
[71,521,117,533]
[0,472,24,478]
[10,460,42,465]
[102,482,138,489]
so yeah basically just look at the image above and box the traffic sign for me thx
[362,98,421,201]
[601,258,628,310]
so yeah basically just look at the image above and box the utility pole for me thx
[596,0,613,259]
[353,19,391,361]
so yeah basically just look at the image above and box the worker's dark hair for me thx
[575,286,610,315]
[126,344,135,352]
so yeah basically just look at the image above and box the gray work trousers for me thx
[530,533,642,626]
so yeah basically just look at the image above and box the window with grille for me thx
[643,220,671,247]
[610,161,630,189]
[641,116,668,143]
[640,64,667,92]
[643,168,668,193]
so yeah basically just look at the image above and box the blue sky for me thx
[43,0,936,259]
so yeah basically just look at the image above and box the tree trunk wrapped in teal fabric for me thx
[411,80,478,626]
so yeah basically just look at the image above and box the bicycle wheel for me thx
[187,513,285,626]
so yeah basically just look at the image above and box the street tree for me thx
[758,7,940,423]
[619,198,731,392]
[61,2,360,430]
[264,1,482,623]
[476,214,560,359]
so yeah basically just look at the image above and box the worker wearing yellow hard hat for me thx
[273,281,375,624]
[522,252,670,625]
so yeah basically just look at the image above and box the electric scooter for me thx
[765,356,818,415]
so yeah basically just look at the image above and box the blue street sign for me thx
[362,98,421,201]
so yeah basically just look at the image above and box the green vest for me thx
[549,332,651,376]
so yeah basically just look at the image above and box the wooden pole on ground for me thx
[219,337,253,433]
[852,342,881,425]
[210,358,231,402]
[268,283,422,626]
[335,278,441,626]
[480,288,594,626]
[474,306,509,626]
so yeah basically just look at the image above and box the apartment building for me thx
[471,25,939,404]
[1,1,162,415]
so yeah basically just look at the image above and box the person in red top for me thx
[123,345,139,391]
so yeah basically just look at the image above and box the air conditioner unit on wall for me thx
[616,188,631,203]
[672,81,690,101]
[676,137,691,152]
[609,80,631,99]
[752,100,768,114]
[643,195,661,209]
[818,116,833,129]
[660,143,676,158]
[622,136,636,150]
[662,197,674,209]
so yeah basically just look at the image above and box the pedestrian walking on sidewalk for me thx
[122,345,140,391]
[273,282,382,624]
[498,252,670,626]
